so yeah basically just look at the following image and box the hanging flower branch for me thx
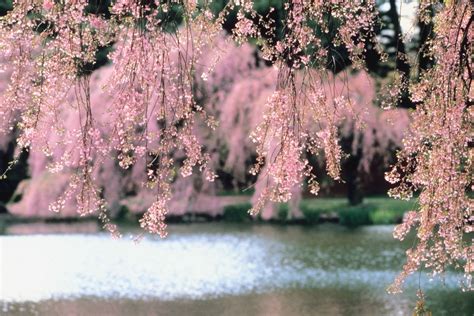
[386,1,473,293]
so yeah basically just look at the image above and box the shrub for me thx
[338,205,374,227]
[300,198,347,224]
[222,203,252,222]
[300,204,323,224]
[370,209,402,225]
[275,203,289,221]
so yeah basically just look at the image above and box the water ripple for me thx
[0,233,463,303]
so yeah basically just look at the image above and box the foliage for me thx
[276,202,288,221]
[222,202,252,222]
[369,209,398,225]
[338,205,372,227]
[219,196,411,225]
[300,197,413,226]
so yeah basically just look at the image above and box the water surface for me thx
[1,223,473,315]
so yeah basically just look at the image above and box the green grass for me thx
[299,197,346,224]
[300,197,417,227]
[220,196,417,226]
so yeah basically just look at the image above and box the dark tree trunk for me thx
[387,0,415,109]
[388,0,410,76]
[341,133,364,206]
[0,138,29,203]
[345,156,364,206]
[417,4,434,77]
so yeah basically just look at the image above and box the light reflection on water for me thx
[0,223,473,315]
[3,234,290,301]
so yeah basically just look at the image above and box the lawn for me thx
[300,197,418,226]
[223,197,418,226]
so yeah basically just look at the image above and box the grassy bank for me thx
[223,197,417,226]
[1,197,417,228]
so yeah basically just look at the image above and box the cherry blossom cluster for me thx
[0,0,223,237]
[0,0,120,234]
[0,1,379,232]
[247,67,372,215]
[235,0,379,215]
[386,1,473,293]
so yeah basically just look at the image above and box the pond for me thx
[1,222,473,315]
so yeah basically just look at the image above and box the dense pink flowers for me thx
[386,1,473,293]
